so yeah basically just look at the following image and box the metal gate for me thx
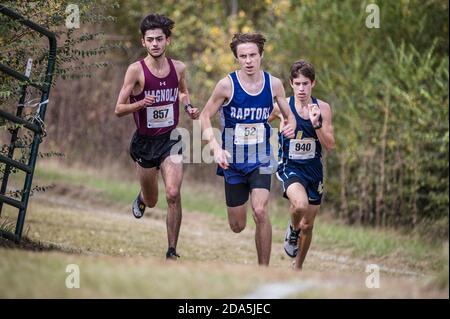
[0,5,57,242]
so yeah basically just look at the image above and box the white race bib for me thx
[147,104,174,128]
[234,123,265,145]
[289,138,316,160]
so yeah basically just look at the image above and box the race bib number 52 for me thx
[289,138,316,160]
[234,123,265,145]
[147,104,174,128]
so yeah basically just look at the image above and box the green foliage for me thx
[0,1,118,205]
[0,0,118,102]
[271,0,449,229]
[109,0,448,229]
[111,0,291,107]
[6,184,55,200]
[2,1,446,230]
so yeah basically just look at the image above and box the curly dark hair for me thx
[230,33,266,58]
[290,59,315,82]
[140,13,175,38]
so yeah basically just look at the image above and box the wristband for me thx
[184,103,193,112]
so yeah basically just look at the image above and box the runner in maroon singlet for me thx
[115,13,199,260]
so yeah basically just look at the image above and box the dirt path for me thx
[9,188,441,299]
[33,189,426,274]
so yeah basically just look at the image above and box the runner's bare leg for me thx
[227,204,247,233]
[295,205,319,270]
[160,155,183,249]
[136,164,159,207]
[250,188,271,266]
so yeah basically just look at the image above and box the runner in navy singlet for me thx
[115,13,199,260]
[269,60,335,270]
[200,33,296,265]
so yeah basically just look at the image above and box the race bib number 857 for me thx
[147,104,174,128]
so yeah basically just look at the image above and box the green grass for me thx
[0,249,277,298]
[270,206,448,272]
[314,221,446,271]
[0,217,15,233]
[2,200,444,298]
[34,165,140,205]
[33,163,227,217]
[1,160,448,297]
[267,195,447,272]
[0,186,290,298]
[21,160,449,274]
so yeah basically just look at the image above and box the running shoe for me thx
[132,193,146,219]
[284,222,301,258]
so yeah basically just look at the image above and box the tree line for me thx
[1,0,448,234]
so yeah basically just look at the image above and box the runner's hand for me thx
[282,120,295,139]
[308,103,321,127]
[139,95,156,109]
[186,106,200,119]
[214,147,231,170]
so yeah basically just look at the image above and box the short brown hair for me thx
[290,59,315,82]
[230,33,266,58]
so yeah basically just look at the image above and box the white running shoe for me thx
[284,222,300,258]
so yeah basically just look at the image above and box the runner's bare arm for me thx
[268,97,291,131]
[200,78,231,168]
[200,78,230,151]
[314,101,335,152]
[175,60,199,119]
[177,62,190,106]
[115,63,155,117]
[271,77,296,138]
[268,102,282,123]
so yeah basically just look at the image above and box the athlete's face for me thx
[142,28,170,58]
[235,43,263,76]
[291,74,315,102]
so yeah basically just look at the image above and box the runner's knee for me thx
[300,221,314,234]
[252,206,268,224]
[147,199,157,208]
[165,186,180,203]
[292,198,309,213]
[229,220,246,233]
[142,193,157,208]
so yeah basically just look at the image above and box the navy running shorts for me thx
[224,168,271,207]
[276,159,323,205]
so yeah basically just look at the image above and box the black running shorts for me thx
[224,168,271,207]
[129,130,182,169]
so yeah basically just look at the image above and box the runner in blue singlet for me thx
[269,60,335,270]
[200,33,296,265]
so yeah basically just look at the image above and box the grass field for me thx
[32,160,449,272]
[0,159,448,298]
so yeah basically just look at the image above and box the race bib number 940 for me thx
[147,104,174,128]
[289,138,316,160]
[234,123,265,145]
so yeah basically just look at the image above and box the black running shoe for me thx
[132,193,146,219]
[166,247,180,260]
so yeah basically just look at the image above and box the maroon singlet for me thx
[130,58,180,136]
